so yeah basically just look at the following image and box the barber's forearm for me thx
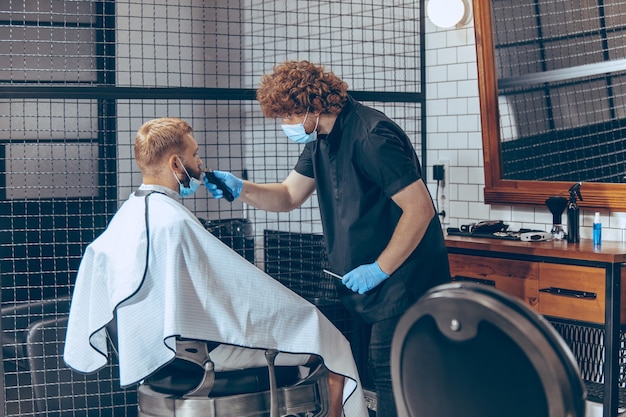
[239,181,298,212]
[377,208,434,275]
[239,171,315,212]
[377,179,436,275]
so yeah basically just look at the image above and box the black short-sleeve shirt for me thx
[294,96,450,322]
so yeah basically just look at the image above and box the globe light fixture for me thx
[427,0,473,29]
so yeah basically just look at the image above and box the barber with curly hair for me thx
[205,60,451,417]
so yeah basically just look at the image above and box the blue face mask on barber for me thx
[172,157,203,198]
[281,110,319,144]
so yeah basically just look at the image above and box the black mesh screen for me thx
[1,1,424,415]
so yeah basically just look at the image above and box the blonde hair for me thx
[256,60,348,118]
[134,117,193,172]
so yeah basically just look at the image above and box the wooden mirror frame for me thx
[473,0,626,210]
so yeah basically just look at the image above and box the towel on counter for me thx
[63,187,368,417]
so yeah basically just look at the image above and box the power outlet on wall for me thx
[436,159,450,223]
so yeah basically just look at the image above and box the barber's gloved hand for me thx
[203,170,243,200]
[342,261,390,294]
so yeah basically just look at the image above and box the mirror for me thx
[473,0,626,210]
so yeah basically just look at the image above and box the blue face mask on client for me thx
[281,110,320,144]
[172,157,202,198]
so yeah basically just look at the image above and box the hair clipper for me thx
[204,169,235,202]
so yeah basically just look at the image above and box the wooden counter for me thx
[446,234,626,264]
[445,235,626,417]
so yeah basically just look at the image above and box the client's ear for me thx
[168,154,181,171]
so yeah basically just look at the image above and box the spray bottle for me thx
[567,182,583,243]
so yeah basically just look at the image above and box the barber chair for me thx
[25,315,135,416]
[2,296,71,371]
[135,339,331,417]
[391,282,586,417]
[2,297,133,416]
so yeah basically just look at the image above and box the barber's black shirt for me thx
[294,96,450,322]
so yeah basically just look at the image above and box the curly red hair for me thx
[256,60,349,118]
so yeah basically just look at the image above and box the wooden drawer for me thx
[448,253,539,309]
[538,263,605,323]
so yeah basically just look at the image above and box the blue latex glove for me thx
[342,261,390,294]
[203,170,243,200]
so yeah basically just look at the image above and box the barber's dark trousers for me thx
[369,314,401,417]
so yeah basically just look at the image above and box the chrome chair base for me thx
[137,362,330,417]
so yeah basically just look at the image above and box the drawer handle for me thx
[453,276,496,286]
[539,287,596,299]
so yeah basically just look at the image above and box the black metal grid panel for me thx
[549,319,626,387]
[1,1,425,416]
[263,230,334,303]
[549,319,626,406]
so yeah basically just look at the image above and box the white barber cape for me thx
[64,185,368,417]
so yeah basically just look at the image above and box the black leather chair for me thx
[25,315,136,417]
[2,296,71,371]
[391,282,586,417]
[2,297,133,417]
[134,339,331,417]
[97,315,330,417]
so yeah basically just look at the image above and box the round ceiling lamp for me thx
[427,0,473,29]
